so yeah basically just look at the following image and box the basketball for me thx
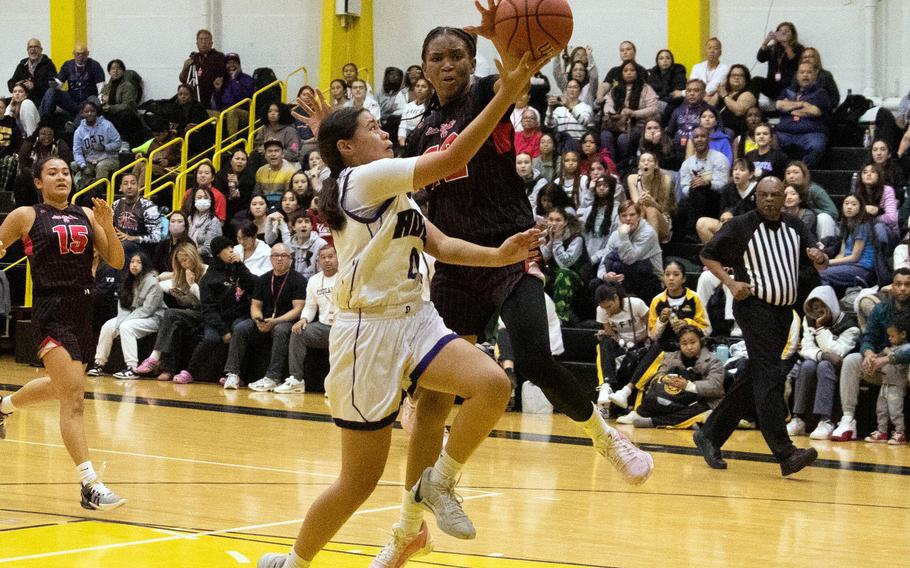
[494,0,574,63]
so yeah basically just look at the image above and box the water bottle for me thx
[851,171,859,192]
[863,128,872,149]
[715,344,730,364]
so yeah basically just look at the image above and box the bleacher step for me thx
[823,147,867,172]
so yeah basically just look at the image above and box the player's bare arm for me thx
[85,198,125,269]
[0,207,37,259]
[424,219,541,268]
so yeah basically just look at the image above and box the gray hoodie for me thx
[799,285,860,361]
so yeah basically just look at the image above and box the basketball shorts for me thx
[31,289,95,363]
[326,300,459,430]
[430,261,525,338]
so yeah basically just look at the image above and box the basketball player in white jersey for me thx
[257,54,541,568]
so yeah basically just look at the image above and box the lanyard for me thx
[270,272,289,318]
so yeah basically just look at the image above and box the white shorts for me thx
[326,300,458,430]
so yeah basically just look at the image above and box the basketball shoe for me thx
[370,521,432,568]
[412,467,475,539]
[80,480,127,511]
[595,429,654,485]
[0,404,9,440]
[257,553,290,568]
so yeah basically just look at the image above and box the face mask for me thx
[195,199,211,212]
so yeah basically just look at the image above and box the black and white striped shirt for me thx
[701,210,818,307]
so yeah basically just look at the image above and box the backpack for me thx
[830,94,874,147]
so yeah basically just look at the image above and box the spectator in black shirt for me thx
[752,22,804,101]
[695,177,827,476]
[745,123,788,179]
[647,49,686,122]
[222,242,306,390]
[38,43,105,119]
[7,38,57,104]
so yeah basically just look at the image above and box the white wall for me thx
[2,1,907,101]
[1,4,51,92]
[373,0,667,94]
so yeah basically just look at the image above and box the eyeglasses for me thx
[270,254,291,259]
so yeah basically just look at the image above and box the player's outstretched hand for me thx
[496,227,543,266]
[92,198,114,228]
[291,88,332,138]
[494,52,535,102]
[463,0,499,40]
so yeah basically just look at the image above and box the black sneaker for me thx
[112,367,139,380]
[693,430,727,469]
[80,481,127,511]
[780,447,818,477]
[86,363,104,377]
[0,401,8,440]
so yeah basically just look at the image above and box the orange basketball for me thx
[494,0,574,63]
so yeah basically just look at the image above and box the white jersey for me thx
[332,157,426,310]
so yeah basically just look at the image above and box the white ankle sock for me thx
[0,395,16,414]
[77,461,97,486]
[150,351,161,361]
[430,449,463,483]
[284,550,310,568]
[579,403,616,440]
[399,489,424,535]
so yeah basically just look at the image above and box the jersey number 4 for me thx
[51,224,89,255]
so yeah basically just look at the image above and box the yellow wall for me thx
[49,0,87,68]
[667,0,710,73]
[319,0,374,92]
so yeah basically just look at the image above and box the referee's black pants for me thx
[700,297,796,461]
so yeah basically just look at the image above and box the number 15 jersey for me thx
[332,157,426,311]
[24,203,95,295]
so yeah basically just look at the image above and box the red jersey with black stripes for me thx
[405,74,534,248]
[24,203,94,294]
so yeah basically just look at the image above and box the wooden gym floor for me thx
[0,356,908,567]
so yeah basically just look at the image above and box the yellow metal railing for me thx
[213,97,252,170]
[70,177,110,205]
[3,257,32,308]
[144,137,182,195]
[174,159,213,213]
[180,116,217,172]
[214,137,248,171]
[247,79,287,153]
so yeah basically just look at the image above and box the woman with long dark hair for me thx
[854,162,899,249]
[647,48,686,121]
[600,61,659,164]
[716,63,756,136]
[579,172,622,269]
[257,42,544,568]
[254,102,302,163]
[753,21,805,99]
[217,148,256,218]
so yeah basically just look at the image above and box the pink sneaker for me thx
[136,357,159,375]
[173,370,194,384]
[157,371,173,382]
[864,430,889,443]
[888,431,907,445]
[370,521,432,568]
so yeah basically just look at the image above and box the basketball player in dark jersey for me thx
[367,4,654,565]
[0,157,127,510]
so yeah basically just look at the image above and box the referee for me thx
[694,177,828,476]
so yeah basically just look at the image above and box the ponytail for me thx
[316,106,371,231]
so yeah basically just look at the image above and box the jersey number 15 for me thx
[52,224,89,255]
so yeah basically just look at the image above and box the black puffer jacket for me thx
[199,257,256,335]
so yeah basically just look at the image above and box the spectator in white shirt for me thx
[545,79,593,153]
[398,78,432,147]
[689,37,730,107]
[278,245,339,393]
[233,221,272,276]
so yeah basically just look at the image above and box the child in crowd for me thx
[609,260,709,410]
[593,283,650,408]
[540,207,587,323]
[553,150,589,210]
[286,210,328,279]
[782,184,816,235]
[516,152,548,207]
[788,285,860,439]
[578,173,622,270]
[265,190,302,244]
[533,132,561,183]
[534,183,572,220]
[819,194,876,293]
[865,314,910,445]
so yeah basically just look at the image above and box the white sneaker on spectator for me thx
[730,323,743,337]
[223,373,242,390]
[249,377,279,392]
[596,383,613,409]
[809,419,835,440]
[273,376,306,394]
[786,417,806,437]
[616,410,641,425]
[608,386,631,409]
[830,416,858,441]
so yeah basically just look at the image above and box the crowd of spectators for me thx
[5,20,910,443]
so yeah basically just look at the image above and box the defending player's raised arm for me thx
[411,52,534,190]
[86,198,125,269]
[0,207,37,259]
[424,219,541,268]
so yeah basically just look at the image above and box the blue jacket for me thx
[55,58,105,103]
[213,72,255,110]
[72,116,121,167]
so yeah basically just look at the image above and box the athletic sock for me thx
[631,416,655,428]
[0,395,16,415]
[149,351,161,361]
[77,461,97,486]
[284,550,310,568]
[429,449,463,483]
[579,403,617,440]
[398,489,424,535]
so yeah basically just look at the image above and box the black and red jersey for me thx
[24,203,94,294]
[405,74,534,248]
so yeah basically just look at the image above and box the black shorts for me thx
[430,262,525,338]
[31,289,94,363]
